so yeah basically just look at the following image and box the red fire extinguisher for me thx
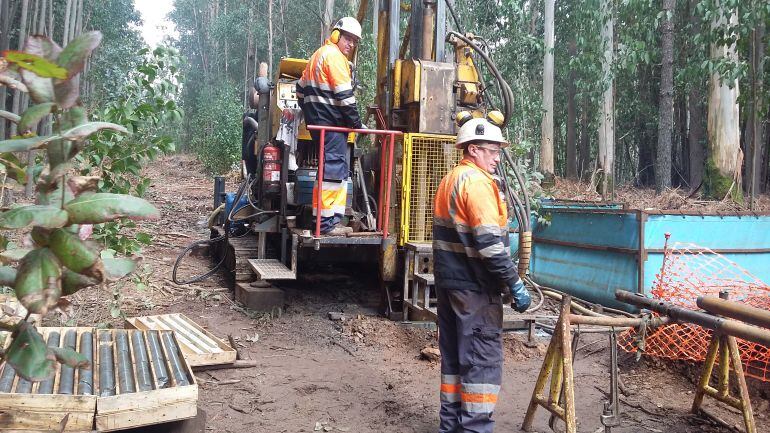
[262,143,281,195]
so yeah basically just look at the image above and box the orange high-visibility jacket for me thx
[296,39,362,129]
[433,159,517,292]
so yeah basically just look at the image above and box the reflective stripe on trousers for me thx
[438,286,503,433]
[309,129,349,233]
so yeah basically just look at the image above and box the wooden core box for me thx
[0,327,198,432]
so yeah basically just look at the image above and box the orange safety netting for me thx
[618,240,770,382]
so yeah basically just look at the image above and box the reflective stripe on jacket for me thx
[433,158,516,292]
[296,39,362,129]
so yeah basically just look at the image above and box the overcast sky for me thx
[134,0,176,47]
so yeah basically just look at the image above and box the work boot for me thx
[324,226,353,236]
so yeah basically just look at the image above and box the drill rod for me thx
[697,296,770,330]
[147,330,170,388]
[615,291,770,347]
[77,331,94,395]
[37,331,62,394]
[115,330,136,394]
[58,329,78,394]
[98,331,116,397]
[161,331,190,386]
[131,331,154,391]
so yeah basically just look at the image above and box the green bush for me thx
[188,82,242,175]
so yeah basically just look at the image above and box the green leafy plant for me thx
[0,32,159,381]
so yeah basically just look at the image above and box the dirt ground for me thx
[57,155,770,433]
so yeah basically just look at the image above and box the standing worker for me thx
[433,113,531,433]
[296,17,364,235]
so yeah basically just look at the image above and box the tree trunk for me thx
[322,0,334,42]
[579,97,590,178]
[63,0,72,44]
[688,83,706,189]
[566,37,578,180]
[540,0,555,184]
[745,8,764,206]
[11,0,30,137]
[704,5,741,201]
[268,0,273,75]
[655,0,675,192]
[597,0,615,198]
[280,0,289,56]
[0,0,11,139]
[637,65,654,186]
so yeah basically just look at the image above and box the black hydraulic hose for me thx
[172,174,250,285]
[444,0,463,33]
[502,149,531,231]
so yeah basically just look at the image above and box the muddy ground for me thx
[58,155,769,433]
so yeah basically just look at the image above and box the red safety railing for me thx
[306,125,401,239]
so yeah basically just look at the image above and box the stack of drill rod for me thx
[0,328,94,395]
[97,329,191,397]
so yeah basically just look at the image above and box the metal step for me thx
[247,259,297,280]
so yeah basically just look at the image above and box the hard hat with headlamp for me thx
[455,110,509,149]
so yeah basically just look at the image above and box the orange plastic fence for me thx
[618,240,770,382]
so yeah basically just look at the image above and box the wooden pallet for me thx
[125,313,236,367]
[0,327,97,432]
[0,327,198,432]
[94,329,198,432]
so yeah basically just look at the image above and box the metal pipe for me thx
[77,331,93,395]
[569,314,670,328]
[115,331,135,394]
[98,331,116,397]
[697,296,770,330]
[421,0,436,60]
[147,330,170,389]
[131,331,153,392]
[58,329,77,395]
[161,331,190,386]
[37,331,61,394]
[615,291,770,347]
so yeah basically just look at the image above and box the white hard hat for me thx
[455,117,509,149]
[334,17,362,40]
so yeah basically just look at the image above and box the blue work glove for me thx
[509,279,531,313]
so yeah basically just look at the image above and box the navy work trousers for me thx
[437,286,504,433]
[310,129,349,233]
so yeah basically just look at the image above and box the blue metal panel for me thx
[535,210,640,250]
[531,243,639,311]
[645,214,770,250]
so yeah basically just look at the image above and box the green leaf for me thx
[56,32,102,78]
[49,229,102,280]
[0,248,32,263]
[0,205,69,229]
[102,257,136,281]
[14,248,62,314]
[46,138,74,168]
[50,346,90,368]
[135,232,152,245]
[0,135,59,152]
[5,322,56,381]
[61,122,128,141]
[23,35,62,62]
[64,193,160,224]
[17,102,56,133]
[19,68,54,103]
[61,106,87,130]
[0,110,21,124]
[0,265,17,286]
[62,269,98,295]
[2,51,68,79]
[54,75,80,109]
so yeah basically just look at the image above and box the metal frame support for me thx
[522,295,577,433]
[691,292,756,433]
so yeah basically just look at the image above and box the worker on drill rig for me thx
[296,17,364,235]
[433,113,531,433]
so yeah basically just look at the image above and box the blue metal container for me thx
[529,206,770,311]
